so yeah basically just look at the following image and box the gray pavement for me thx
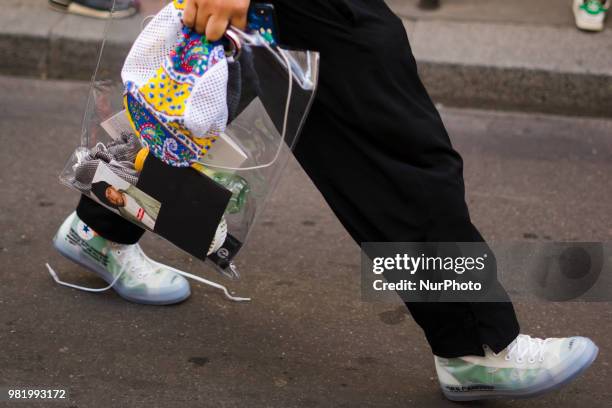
[1,76,612,407]
[1,0,611,117]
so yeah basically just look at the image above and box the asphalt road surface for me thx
[1,76,611,407]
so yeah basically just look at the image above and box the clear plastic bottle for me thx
[197,167,250,214]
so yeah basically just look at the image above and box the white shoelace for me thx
[501,335,550,364]
[46,244,250,302]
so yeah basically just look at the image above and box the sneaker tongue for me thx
[112,244,153,278]
[114,243,139,255]
[506,338,518,351]
[505,334,525,350]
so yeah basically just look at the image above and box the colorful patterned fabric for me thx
[124,92,214,167]
[122,0,228,167]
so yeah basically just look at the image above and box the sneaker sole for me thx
[442,340,599,401]
[575,20,605,32]
[53,233,190,306]
[49,1,138,19]
[48,0,71,11]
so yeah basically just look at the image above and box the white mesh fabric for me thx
[184,58,229,138]
[121,3,182,88]
[122,1,229,145]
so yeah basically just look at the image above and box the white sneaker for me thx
[435,334,599,401]
[573,0,609,31]
[52,212,191,305]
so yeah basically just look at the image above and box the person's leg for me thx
[76,195,145,244]
[271,0,517,357]
[269,1,598,400]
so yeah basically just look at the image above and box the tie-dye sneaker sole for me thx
[437,336,599,401]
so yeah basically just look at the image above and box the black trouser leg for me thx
[76,195,145,245]
[272,0,519,357]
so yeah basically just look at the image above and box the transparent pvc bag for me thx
[57,1,319,287]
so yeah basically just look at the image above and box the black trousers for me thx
[76,0,519,357]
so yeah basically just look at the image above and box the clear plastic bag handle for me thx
[194,27,294,172]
